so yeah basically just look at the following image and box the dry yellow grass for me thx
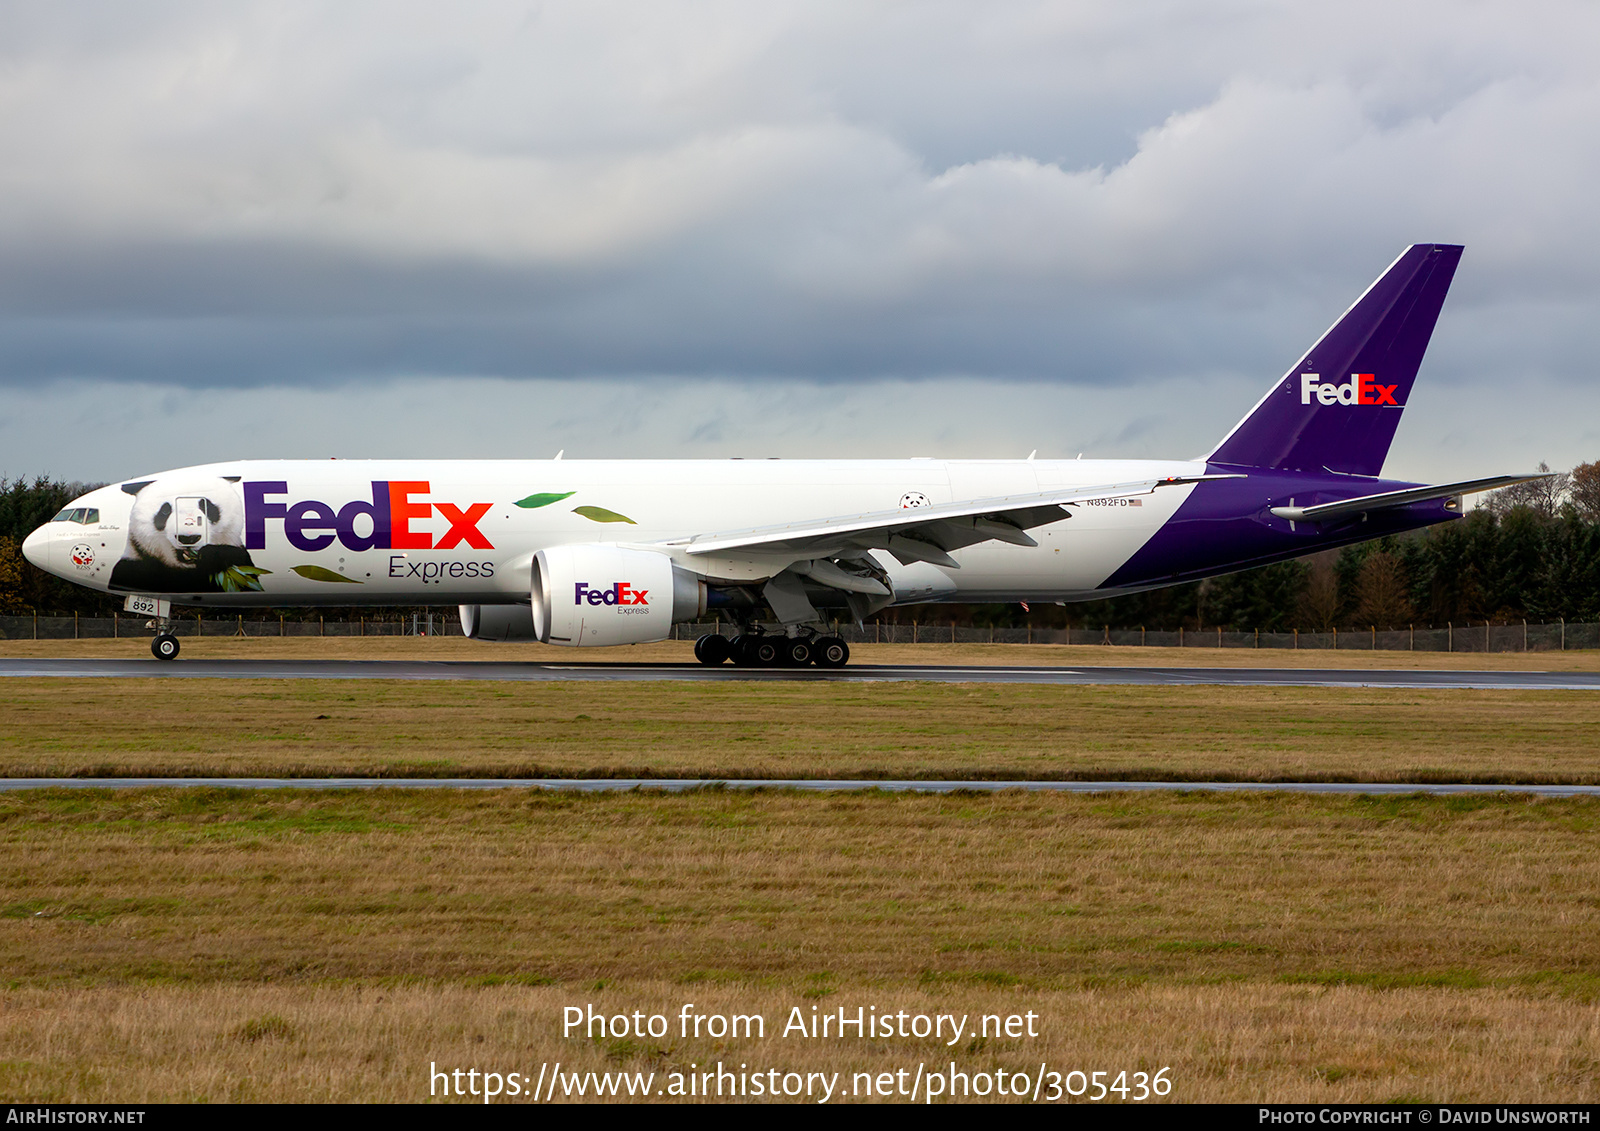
[2,982,1595,1103]
[4,789,1597,988]
[2,634,1597,669]
[3,789,1600,1102]
[2,677,1597,782]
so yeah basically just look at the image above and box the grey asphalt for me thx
[2,778,1599,796]
[0,657,1597,688]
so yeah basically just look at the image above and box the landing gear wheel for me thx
[151,634,180,661]
[729,634,752,666]
[748,636,782,666]
[814,636,849,668]
[782,637,815,667]
[694,633,731,665]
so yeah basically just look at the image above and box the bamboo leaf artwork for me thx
[514,492,576,509]
[291,564,362,583]
[572,506,637,525]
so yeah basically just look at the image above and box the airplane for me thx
[22,243,1543,666]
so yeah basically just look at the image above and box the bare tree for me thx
[1483,461,1569,517]
[1351,550,1413,629]
[1297,554,1340,631]
[1570,460,1600,522]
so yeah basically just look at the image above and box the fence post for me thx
[875,621,880,644]
[1293,628,1298,649]
[951,622,955,644]
[1410,624,1414,651]
[1333,626,1338,650]
[1486,621,1490,652]
[33,612,37,640]
[1141,626,1146,646]
[320,616,324,637]
[1372,625,1376,650]
[280,615,285,637]
[1561,617,1565,651]
[1448,622,1452,651]
[1523,619,1527,652]
[74,612,78,639]
[1179,626,1183,647]
[113,613,117,639]
[1027,623,1032,645]
[913,621,917,644]
[1254,627,1258,649]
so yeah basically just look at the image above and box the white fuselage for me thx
[28,457,1205,607]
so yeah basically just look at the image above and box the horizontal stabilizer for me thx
[1269,474,1552,523]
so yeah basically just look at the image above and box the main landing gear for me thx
[695,631,849,668]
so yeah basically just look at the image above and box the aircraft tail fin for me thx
[1206,243,1463,478]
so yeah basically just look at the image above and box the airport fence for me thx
[2,613,1596,652]
[675,620,1600,652]
[0,611,459,639]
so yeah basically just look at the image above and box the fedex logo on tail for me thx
[1300,373,1401,407]
[244,481,493,552]
[574,581,649,607]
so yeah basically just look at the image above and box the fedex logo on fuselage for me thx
[243,481,493,552]
[1299,373,1401,407]
[574,581,649,607]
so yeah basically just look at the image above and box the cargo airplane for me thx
[23,243,1541,666]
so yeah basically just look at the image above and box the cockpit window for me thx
[49,507,96,524]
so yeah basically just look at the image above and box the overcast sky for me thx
[1,0,1597,483]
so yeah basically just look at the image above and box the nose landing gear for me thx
[151,632,180,661]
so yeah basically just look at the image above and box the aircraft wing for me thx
[1268,474,1552,524]
[666,474,1238,569]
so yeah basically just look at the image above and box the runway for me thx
[0,657,1596,689]
[2,777,1598,796]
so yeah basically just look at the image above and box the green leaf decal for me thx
[572,505,636,525]
[215,565,272,593]
[291,564,362,584]
[514,491,575,509]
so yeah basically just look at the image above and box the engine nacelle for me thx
[459,603,537,641]
[532,545,706,646]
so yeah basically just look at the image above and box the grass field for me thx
[2,788,1598,1102]
[4,640,1598,1102]
[2,677,1597,782]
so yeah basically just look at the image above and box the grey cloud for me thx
[0,0,1595,472]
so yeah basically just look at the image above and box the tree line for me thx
[4,464,1599,628]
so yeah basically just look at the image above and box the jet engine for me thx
[458,603,537,641]
[532,544,706,646]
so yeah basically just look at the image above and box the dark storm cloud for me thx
[0,1,1597,477]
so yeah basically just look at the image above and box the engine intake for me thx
[532,545,706,646]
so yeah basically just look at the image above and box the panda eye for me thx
[152,502,172,531]
[201,499,222,524]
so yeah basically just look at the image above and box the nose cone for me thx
[21,523,50,571]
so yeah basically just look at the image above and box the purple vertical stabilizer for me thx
[1206,244,1462,478]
